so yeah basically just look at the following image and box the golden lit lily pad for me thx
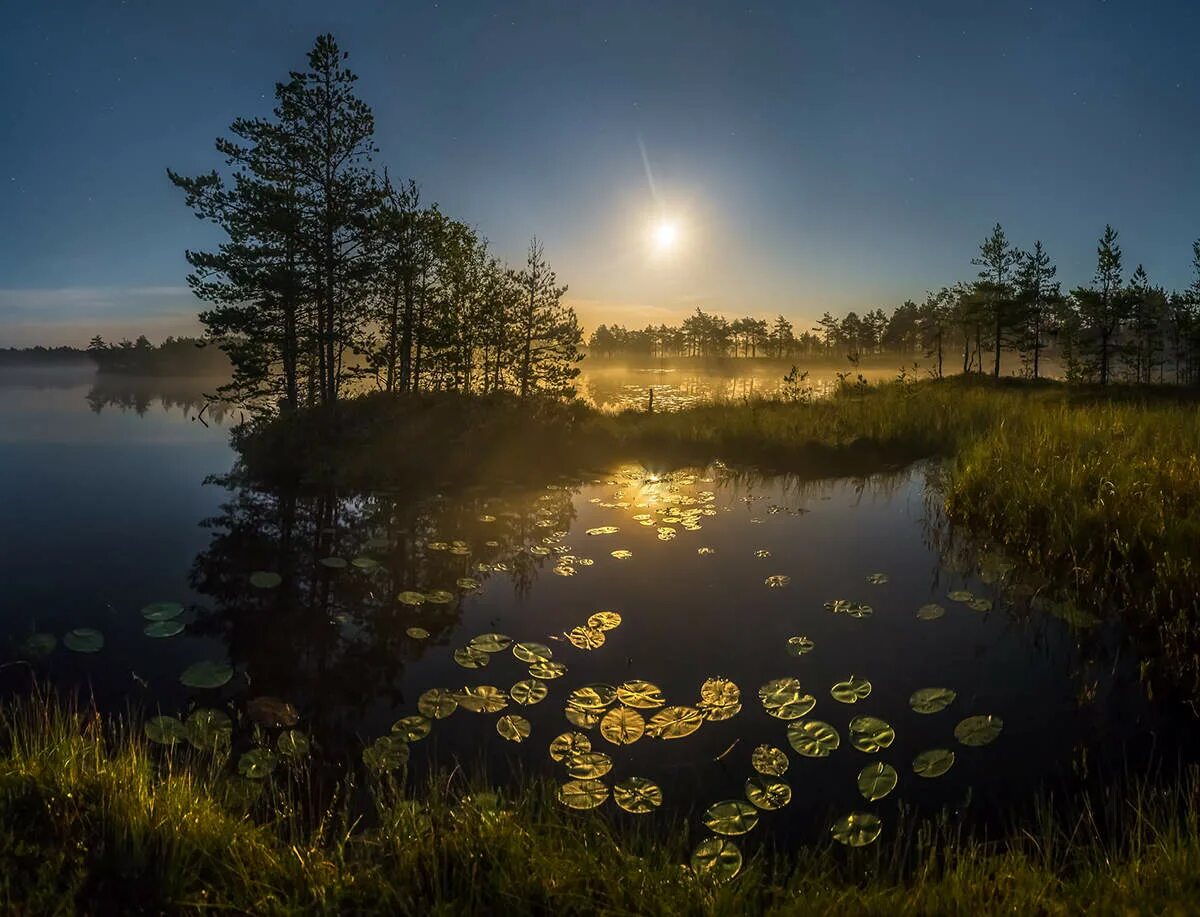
[948,589,974,603]
[857,762,898,801]
[690,836,742,881]
[703,799,760,836]
[529,660,567,679]
[185,708,232,750]
[566,625,606,650]
[276,730,310,758]
[467,632,513,653]
[613,777,663,814]
[616,680,665,709]
[599,707,645,745]
[646,706,704,740]
[764,575,791,588]
[453,646,490,669]
[787,636,815,656]
[568,684,617,710]
[587,610,622,631]
[610,549,633,559]
[417,688,458,719]
[558,779,608,810]
[849,716,895,753]
[566,751,613,779]
[406,626,430,639]
[509,679,548,706]
[391,715,432,742]
[362,736,410,773]
[831,812,882,847]
[758,678,816,720]
[954,714,1004,746]
[909,687,957,714]
[751,744,789,776]
[745,776,792,810]
[456,685,508,713]
[866,573,889,585]
[831,676,872,704]
[913,748,956,777]
[513,642,553,663]
[397,591,426,606]
[786,720,840,757]
[548,731,591,762]
[497,714,532,743]
[916,603,945,621]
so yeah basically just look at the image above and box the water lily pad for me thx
[246,696,298,727]
[954,714,1004,747]
[564,705,602,729]
[566,625,606,650]
[362,735,410,772]
[700,678,740,707]
[703,799,760,836]
[568,684,617,710]
[967,597,993,612]
[691,837,742,881]
[417,688,458,719]
[238,747,278,779]
[831,676,872,704]
[600,707,645,745]
[549,731,591,762]
[857,762,898,801]
[397,591,426,606]
[497,714,531,743]
[646,706,704,740]
[351,557,379,570]
[180,660,233,689]
[616,680,665,709]
[587,611,622,631]
[909,687,957,714]
[948,589,974,603]
[510,679,548,706]
[392,715,432,742]
[764,575,791,588]
[18,632,56,658]
[586,526,619,535]
[866,573,889,585]
[557,779,608,810]
[758,678,816,720]
[513,642,553,663]
[916,603,945,621]
[468,632,512,653]
[529,660,567,679]
[831,812,882,847]
[697,547,716,556]
[456,686,508,713]
[787,720,840,758]
[566,751,613,779]
[613,777,662,814]
[754,549,771,558]
[145,715,187,745]
[787,636,815,656]
[144,620,185,638]
[185,708,232,750]
[745,776,792,810]
[751,744,789,777]
[913,748,956,777]
[406,626,430,639]
[849,716,895,753]
[141,602,183,621]
[319,557,347,569]
[610,549,633,560]
[425,590,455,604]
[63,628,104,653]
[456,578,481,593]
[276,730,310,758]
[249,571,282,589]
[453,646,490,669]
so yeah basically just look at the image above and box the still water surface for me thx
[0,369,1193,849]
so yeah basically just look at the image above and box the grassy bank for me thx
[4,693,1200,914]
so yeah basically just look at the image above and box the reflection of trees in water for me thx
[187,474,578,757]
[85,376,237,424]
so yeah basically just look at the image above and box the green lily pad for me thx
[751,744,789,776]
[786,720,840,758]
[145,715,187,745]
[913,748,956,777]
[909,687,957,714]
[702,799,760,836]
[351,557,379,570]
[362,735,410,773]
[857,762,898,801]
[954,714,1004,746]
[691,837,742,881]
[613,777,662,814]
[529,660,567,680]
[238,747,278,779]
[276,730,310,758]
[831,812,882,846]
[406,626,430,639]
[566,751,613,779]
[246,696,298,727]
[319,557,347,569]
[456,685,508,713]
[866,573,889,585]
[141,602,183,621]
[249,571,282,589]
[831,676,872,704]
[787,636,815,656]
[185,708,232,750]
[513,642,553,663]
[19,632,56,658]
[948,589,974,603]
[425,590,454,604]
[557,779,608,810]
[745,776,792,810]
[468,633,513,653]
[916,603,945,621]
[849,715,895,753]
[548,731,591,762]
[63,628,104,653]
[180,660,234,689]
[392,715,433,742]
[758,678,816,720]
[453,646,490,669]
[417,689,458,719]
[397,591,426,606]
[144,620,185,638]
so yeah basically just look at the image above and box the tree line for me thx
[86,335,231,376]
[590,224,1200,385]
[170,35,583,413]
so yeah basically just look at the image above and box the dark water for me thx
[1,369,1195,850]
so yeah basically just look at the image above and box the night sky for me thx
[2,0,1198,345]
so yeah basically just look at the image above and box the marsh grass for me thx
[5,692,1200,914]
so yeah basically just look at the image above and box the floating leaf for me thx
[246,696,298,727]
[786,636,815,656]
[185,708,232,750]
[564,705,602,729]
[610,550,633,560]
[866,573,889,585]
[909,687,957,714]
[831,676,872,704]
[566,626,606,650]
[529,660,567,680]
[587,610,622,631]
[849,716,895,753]
[691,837,742,881]
[362,735,410,773]
[558,779,608,810]
[141,602,183,622]
[456,578,481,593]
[745,776,792,810]
[764,575,791,588]
[700,677,740,707]
[549,731,591,762]
[319,557,347,569]
[180,660,233,689]
[786,720,840,758]
[616,680,665,709]
[351,557,379,570]
[238,748,278,779]
[703,800,760,836]
[497,714,532,743]
[645,706,704,740]
[425,590,454,604]
[144,620,184,638]
[600,707,645,745]
[145,715,187,745]
[510,679,548,706]
[954,714,1004,747]
[566,751,613,779]
[751,744,789,777]
[18,632,56,658]
[857,762,898,801]
[613,777,662,814]
[63,628,104,653]
[397,591,426,606]
[702,702,742,722]
[916,603,945,621]
[697,547,716,556]
[913,748,956,777]
[758,678,816,720]
[468,632,513,653]
[967,597,993,612]
[456,686,508,714]
[406,626,430,639]
[453,646,490,669]
[831,812,882,847]
[948,589,974,603]
[417,689,458,719]
[277,730,310,758]
[249,571,282,589]
[392,715,432,742]
[586,526,619,536]
[513,642,553,663]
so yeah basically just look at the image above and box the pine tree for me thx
[1070,225,1128,385]
[971,223,1022,377]
[1014,240,1059,379]
[514,238,581,398]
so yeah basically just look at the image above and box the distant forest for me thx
[170,34,582,414]
[590,225,1200,385]
[86,335,230,375]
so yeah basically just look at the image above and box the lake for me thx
[0,368,1193,850]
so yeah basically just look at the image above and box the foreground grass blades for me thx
[4,694,1200,914]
